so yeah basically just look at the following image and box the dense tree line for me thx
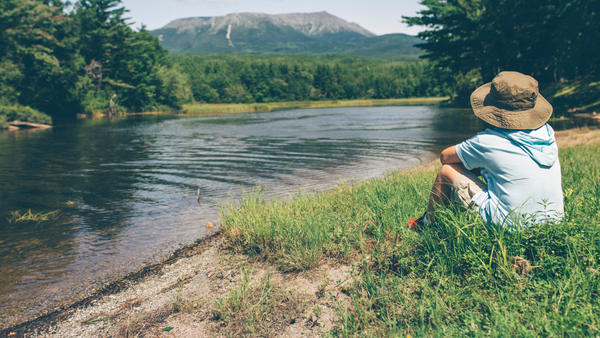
[404,0,599,87]
[0,0,190,125]
[172,54,453,104]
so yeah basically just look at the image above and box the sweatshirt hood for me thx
[495,124,558,167]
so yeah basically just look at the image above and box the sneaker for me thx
[408,212,428,232]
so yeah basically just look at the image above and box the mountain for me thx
[150,12,423,60]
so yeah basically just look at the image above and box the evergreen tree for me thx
[1,0,191,119]
[75,0,128,92]
[0,0,82,116]
[73,0,191,112]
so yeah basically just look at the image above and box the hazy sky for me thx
[119,0,426,36]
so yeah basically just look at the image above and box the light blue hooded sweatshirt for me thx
[456,124,564,226]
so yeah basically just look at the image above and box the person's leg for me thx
[426,163,469,220]
[409,163,485,231]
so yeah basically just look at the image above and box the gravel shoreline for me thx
[3,227,350,337]
[1,231,222,337]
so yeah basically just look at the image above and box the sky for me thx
[119,0,426,36]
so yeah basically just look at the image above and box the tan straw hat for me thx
[470,71,553,130]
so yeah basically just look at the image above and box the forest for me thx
[172,54,452,104]
[404,0,600,109]
[1,0,598,128]
[0,0,190,127]
[405,0,599,84]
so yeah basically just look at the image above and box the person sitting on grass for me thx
[409,71,564,230]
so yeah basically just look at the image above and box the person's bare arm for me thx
[441,145,482,176]
[440,146,461,164]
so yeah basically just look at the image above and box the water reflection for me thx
[3,105,578,327]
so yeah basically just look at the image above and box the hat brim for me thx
[470,83,553,130]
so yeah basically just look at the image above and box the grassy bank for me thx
[0,104,52,129]
[183,97,448,115]
[543,77,600,115]
[219,144,600,336]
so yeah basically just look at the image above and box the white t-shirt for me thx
[456,124,564,226]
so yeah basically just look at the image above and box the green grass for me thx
[183,97,448,115]
[221,145,600,336]
[543,77,600,115]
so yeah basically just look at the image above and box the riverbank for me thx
[182,97,449,115]
[72,97,449,119]
[3,127,600,337]
[0,105,53,131]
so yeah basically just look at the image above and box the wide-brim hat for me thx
[470,71,553,130]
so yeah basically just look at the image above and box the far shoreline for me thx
[75,96,450,119]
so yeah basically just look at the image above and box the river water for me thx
[0,105,538,327]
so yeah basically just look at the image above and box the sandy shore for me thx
[2,127,599,338]
[554,126,600,148]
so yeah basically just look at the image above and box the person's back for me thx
[456,125,564,225]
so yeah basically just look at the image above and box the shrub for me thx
[0,115,8,129]
[0,104,52,125]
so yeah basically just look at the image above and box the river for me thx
[0,105,552,328]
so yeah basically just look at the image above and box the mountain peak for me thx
[275,12,376,37]
[161,12,375,38]
[151,12,422,59]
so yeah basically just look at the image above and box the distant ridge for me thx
[162,12,375,38]
[151,12,423,60]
